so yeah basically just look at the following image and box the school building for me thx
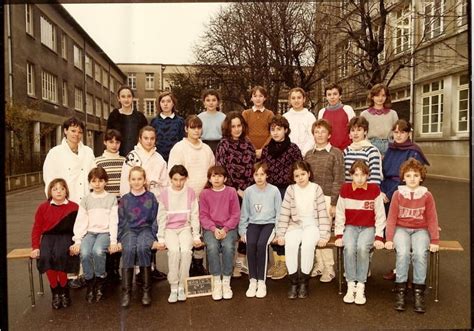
[313,0,469,181]
[4,3,126,181]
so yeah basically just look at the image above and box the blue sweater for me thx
[150,114,185,162]
[118,191,158,240]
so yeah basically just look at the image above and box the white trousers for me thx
[285,221,320,275]
[165,227,193,288]
[315,196,335,271]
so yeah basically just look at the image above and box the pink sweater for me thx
[385,186,439,244]
[199,186,240,232]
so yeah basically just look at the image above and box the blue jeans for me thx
[203,229,238,277]
[80,232,110,280]
[393,227,430,284]
[120,229,155,268]
[343,225,374,283]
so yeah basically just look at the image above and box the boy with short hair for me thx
[384,158,439,313]
[242,86,274,159]
[318,83,355,150]
[304,119,344,282]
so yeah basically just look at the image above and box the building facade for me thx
[4,3,126,176]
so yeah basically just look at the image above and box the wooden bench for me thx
[329,239,464,302]
[7,248,44,307]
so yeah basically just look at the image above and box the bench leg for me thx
[428,252,433,289]
[337,247,343,295]
[28,258,35,307]
[434,251,440,302]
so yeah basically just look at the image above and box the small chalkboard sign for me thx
[185,275,213,298]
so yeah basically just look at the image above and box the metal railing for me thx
[5,171,43,192]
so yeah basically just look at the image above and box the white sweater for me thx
[283,108,316,155]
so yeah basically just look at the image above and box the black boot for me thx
[112,253,122,282]
[288,273,299,299]
[121,268,134,308]
[297,273,310,299]
[51,286,62,309]
[141,267,152,306]
[85,278,95,303]
[394,282,407,311]
[95,276,106,302]
[60,284,71,308]
[413,284,426,313]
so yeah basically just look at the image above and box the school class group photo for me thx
[34,82,437,315]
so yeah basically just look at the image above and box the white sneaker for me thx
[354,283,366,305]
[177,287,186,301]
[240,261,249,275]
[256,280,267,298]
[222,278,233,300]
[246,279,257,298]
[320,268,335,283]
[168,289,178,303]
[311,266,323,278]
[343,281,356,303]
[232,260,243,278]
[212,279,223,301]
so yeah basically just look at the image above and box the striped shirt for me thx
[95,151,126,198]
[343,144,382,185]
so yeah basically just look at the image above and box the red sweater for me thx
[335,183,386,241]
[385,186,439,244]
[31,200,79,249]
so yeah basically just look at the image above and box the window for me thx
[41,71,57,103]
[94,63,101,83]
[102,70,108,88]
[145,73,154,90]
[25,5,34,35]
[86,93,94,114]
[27,62,35,96]
[74,87,83,111]
[457,74,469,132]
[110,79,115,93]
[73,45,83,70]
[85,55,92,77]
[456,0,468,26]
[337,41,349,79]
[95,97,102,117]
[393,5,411,54]
[144,99,156,117]
[424,0,445,40]
[60,33,67,59]
[62,81,68,106]
[40,16,56,51]
[132,99,139,112]
[128,73,137,89]
[421,80,444,134]
[103,101,109,119]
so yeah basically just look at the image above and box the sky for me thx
[62,3,226,64]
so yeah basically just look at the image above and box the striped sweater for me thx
[334,183,386,241]
[276,183,331,241]
[343,141,382,185]
[95,151,126,197]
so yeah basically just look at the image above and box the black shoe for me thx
[121,268,134,308]
[95,277,106,302]
[51,286,62,309]
[68,275,86,289]
[297,273,310,299]
[151,268,167,281]
[141,267,152,306]
[60,285,71,308]
[190,258,208,277]
[288,273,299,299]
[413,284,426,313]
[394,282,407,311]
[85,278,95,303]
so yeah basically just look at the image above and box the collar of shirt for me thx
[50,199,69,205]
[252,106,265,112]
[160,112,176,119]
[351,183,368,191]
[313,142,332,153]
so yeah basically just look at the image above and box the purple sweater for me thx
[261,141,303,188]
[199,186,240,232]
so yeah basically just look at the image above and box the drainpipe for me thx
[83,38,87,143]
[409,0,416,140]
[6,4,14,176]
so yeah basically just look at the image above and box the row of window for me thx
[130,98,157,117]
[27,62,112,119]
[127,73,156,90]
[26,5,119,93]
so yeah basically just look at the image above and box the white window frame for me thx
[456,0,468,27]
[110,79,114,93]
[62,81,68,107]
[103,101,109,119]
[41,71,57,103]
[421,80,444,134]
[145,73,155,90]
[74,87,83,111]
[95,97,102,117]
[73,45,83,70]
[27,62,35,96]
[86,93,94,114]
[423,0,445,40]
[144,98,156,117]
[132,98,139,112]
[94,63,101,83]
[393,5,411,54]
[25,4,34,36]
[40,16,56,52]
[60,33,67,59]
[337,41,349,79]
[102,70,108,88]
[128,73,137,89]
[85,55,93,77]
[456,74,469,133]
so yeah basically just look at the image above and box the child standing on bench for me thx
[335,160,386,305]
[31,179,79,309]
[384,158,439,314]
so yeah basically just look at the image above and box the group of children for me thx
[32,83,438,315]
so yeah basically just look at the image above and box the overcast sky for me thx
[62,3,225,64]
